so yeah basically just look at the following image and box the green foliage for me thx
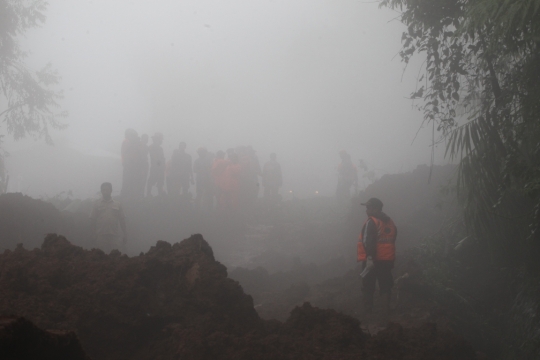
[382,0,540,357]
[0,0,66,144]
[380,0,540,267]
[416,224,510,358]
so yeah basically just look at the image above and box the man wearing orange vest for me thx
[357,197,397,315]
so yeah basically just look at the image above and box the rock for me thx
[0,316,90,360]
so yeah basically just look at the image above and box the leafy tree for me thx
[380,0,540,267]
[0,0,66,144]
[381,1,540,357]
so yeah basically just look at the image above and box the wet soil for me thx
[0,165,488,358]
[0,316,90,360]
[0,234,481,359]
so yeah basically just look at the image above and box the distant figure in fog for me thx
[193,147,214,210]
[235,146,254,213]
[136,133,149,198]
[262,153,282,202]
[212,150,229,211]
[146,132,166,197]
[336,150,358,201]
[246,146,262,207]
[167,141,193,198]
[222,152,242,212]
[91,182,127,253]
[121,128,140,199]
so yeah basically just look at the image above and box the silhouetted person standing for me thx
[121,128,140,199]
[146,132,166,197]
[223,152,242,213]
[91,182,127,253]
[336,151,358,202]
[236,146,251,213]
[167,141,193,198]
[193,147,213,210]
[246,146,261,209]
[136,133,149,198]
[212,150,229,211]
[262,153,282,203]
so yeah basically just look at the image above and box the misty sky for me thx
[5,0,448,197]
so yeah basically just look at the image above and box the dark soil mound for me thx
[0,193,95,251]
[0,316,89,360]
[0,234,482,359]
[0,233,259,359]
[166,302,479,360]
[365,322,478,360]
[0,193,61,251]
[359,164,458,250]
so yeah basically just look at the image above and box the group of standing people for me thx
[120,129,283,214]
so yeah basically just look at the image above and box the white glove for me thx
[360,256,374,278]
[366,256,374,268]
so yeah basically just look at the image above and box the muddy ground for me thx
[0,234,480,359]
[0,164,488,359]
[0,316,90,360]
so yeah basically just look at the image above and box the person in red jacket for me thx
[357,197,397,315]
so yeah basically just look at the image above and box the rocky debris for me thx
[0,234,482,359]
[0,193,95,251]
[364,322,478,360]
[230,260,429,323]
[0,233,259,359]
[358,164,459,251]
[0,316,90,360]
[165,302,479,360]
[0,193,61,251]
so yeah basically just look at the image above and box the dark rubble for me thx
[0,316,90,360]
[0,233,480,359]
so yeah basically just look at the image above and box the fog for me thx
[5,0,445,198]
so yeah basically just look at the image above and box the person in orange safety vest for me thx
[357,197,397,315]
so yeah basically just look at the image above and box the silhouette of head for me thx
[101,182,113,200]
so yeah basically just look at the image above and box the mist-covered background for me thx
[4,0,445,199]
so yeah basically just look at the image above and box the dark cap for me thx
[361,198,383,209]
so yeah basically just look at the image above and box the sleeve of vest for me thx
[364,219,378,258]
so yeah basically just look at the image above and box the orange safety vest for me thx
[357,216,397,261]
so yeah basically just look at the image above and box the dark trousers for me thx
[362,261,394,295]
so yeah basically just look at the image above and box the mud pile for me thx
[0,193,95,251]
[0,193,62,251]
[359,164,458,250]
[0,316,90,360]
[0,234,258,359]
[0,234,481,359]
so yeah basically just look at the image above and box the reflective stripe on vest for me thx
[357,216,396,261]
